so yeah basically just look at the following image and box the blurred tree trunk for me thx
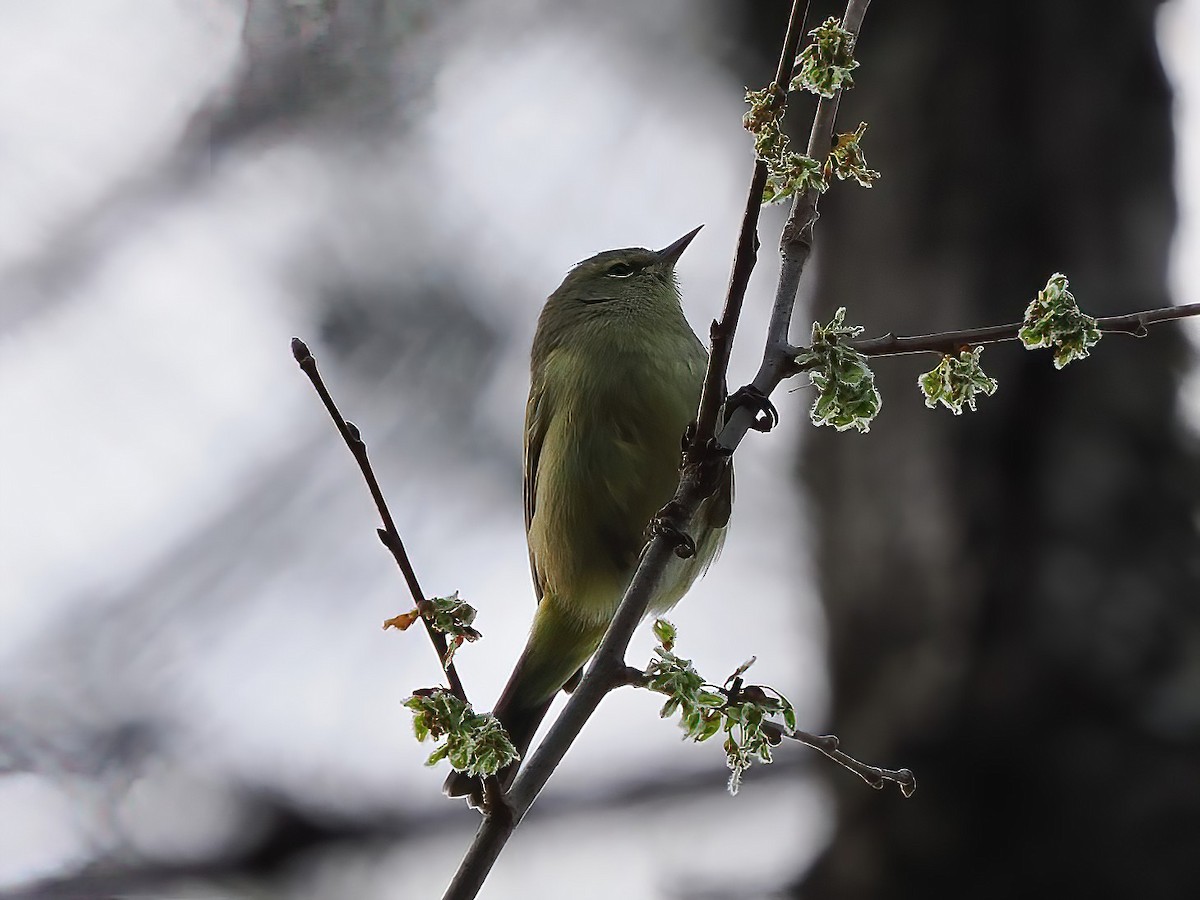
[734,1,1200,897]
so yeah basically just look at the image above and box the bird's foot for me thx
[650,500,696,559]
[724,385,778,433]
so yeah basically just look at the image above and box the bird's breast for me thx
[528,336,704,623]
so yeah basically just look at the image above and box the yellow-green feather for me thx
[516,269,727,706]
[444,242,731,802]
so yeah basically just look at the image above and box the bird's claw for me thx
[650,501,696,559]
[725,385,778,432]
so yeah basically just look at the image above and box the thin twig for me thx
[441,3,872,897]
[693,158,768,444]
[775,0,814,88]
[762,722,915,797]
[846,301,1200,358]
[291,338,468,703]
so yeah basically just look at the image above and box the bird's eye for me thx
[606,262,635,277]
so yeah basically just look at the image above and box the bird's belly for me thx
[529,397,684,627]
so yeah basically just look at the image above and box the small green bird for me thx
[445,227,732,803]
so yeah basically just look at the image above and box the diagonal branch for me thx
[291,338,469,703]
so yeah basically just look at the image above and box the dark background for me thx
[764,1,1200,896]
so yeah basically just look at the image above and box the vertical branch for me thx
[774,0,872,342]
[693,159,769,443]
[774,0,815,88]
[693,0,810,444]
[725,0,873,452]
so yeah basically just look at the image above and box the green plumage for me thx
[445,230,731,803]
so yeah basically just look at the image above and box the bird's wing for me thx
[523,375,547,604]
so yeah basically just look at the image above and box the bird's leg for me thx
[724,384,778,433]
[649,500,697,559]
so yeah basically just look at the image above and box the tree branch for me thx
[291,338,469,703]
[693,0,813,444]
[763,723,915,797]
[721,0,873,454]
[693,158,769,444]
[442,2,874,897]
[846,301,1200,358]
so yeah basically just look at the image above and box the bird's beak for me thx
[654,225,703,268]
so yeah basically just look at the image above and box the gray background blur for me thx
[1,1,1197,899]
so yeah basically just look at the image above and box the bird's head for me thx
[549,225,703,309]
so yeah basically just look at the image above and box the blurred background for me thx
[0,1,1197,898]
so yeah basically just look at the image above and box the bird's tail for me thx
[442,652,556,806]
[442,600,604,807]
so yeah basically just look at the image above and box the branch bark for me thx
[846,301,1200,358]
[291,338,469,703]
[763,723,915,796]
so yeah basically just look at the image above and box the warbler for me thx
[445,227,732,803]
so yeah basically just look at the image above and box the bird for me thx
[444,226,732,805]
